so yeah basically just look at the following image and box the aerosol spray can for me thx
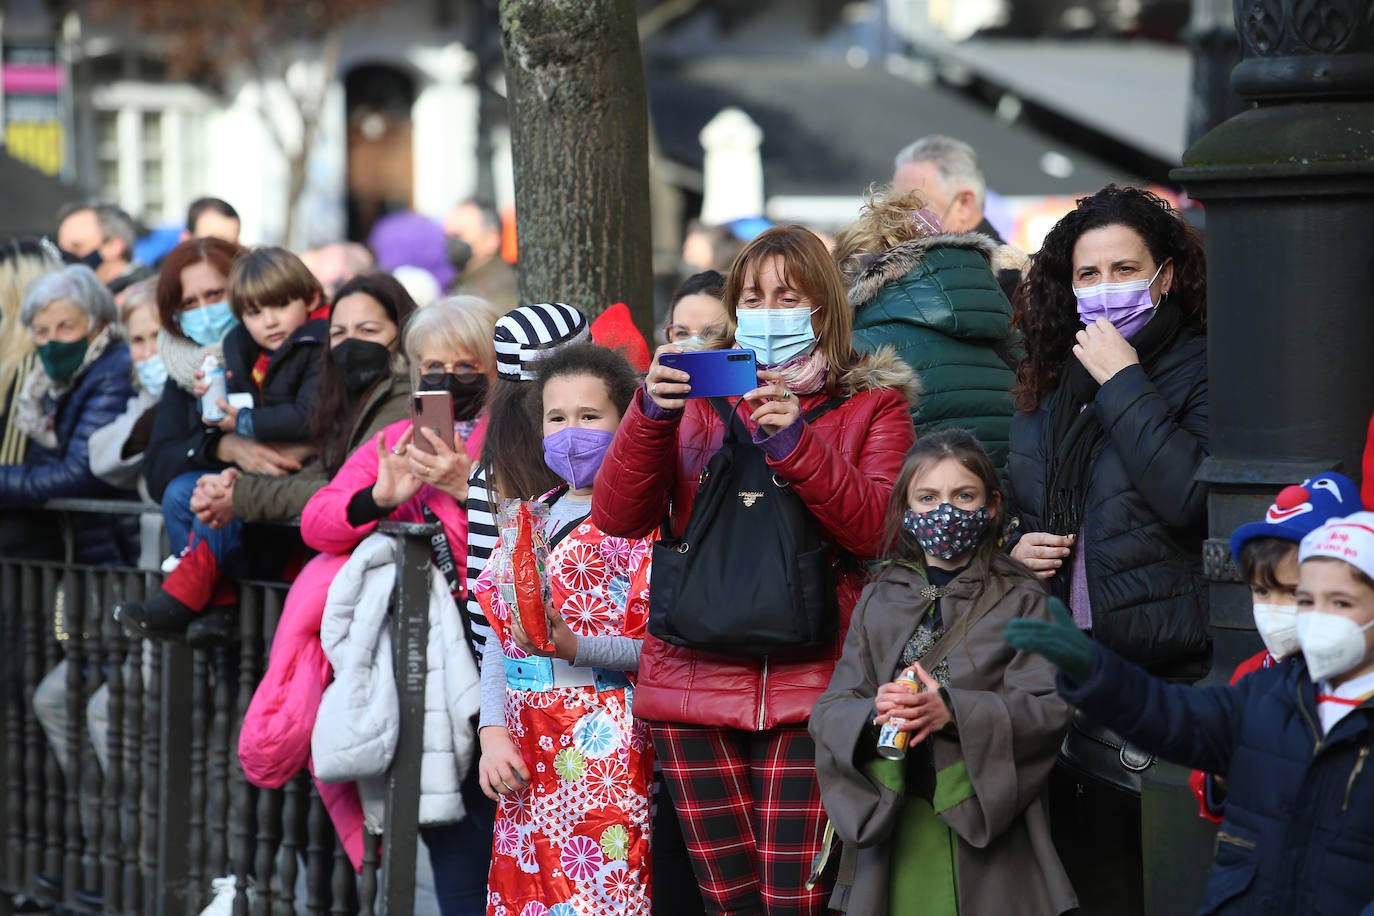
[200,354,228,423]
[875,666,922,760]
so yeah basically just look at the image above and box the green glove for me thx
[1003,597,1095,684]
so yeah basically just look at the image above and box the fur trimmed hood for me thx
[843,232,1000,309]
[841,344,922,407]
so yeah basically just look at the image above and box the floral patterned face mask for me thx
[902,503,991,561]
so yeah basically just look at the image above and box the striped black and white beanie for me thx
[493,302,590,381]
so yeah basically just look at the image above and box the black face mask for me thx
[446,237,473,272]
[419,371,489,421]
[333,339,393,396]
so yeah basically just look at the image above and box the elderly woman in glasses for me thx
[0,262,137,565]
[301,293,500,553]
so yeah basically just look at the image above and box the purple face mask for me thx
[1073,263,1165,340]
[543,427,616,490]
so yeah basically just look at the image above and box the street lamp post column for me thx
[1159,2,1374,914]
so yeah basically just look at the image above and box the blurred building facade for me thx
[2,0,506,248]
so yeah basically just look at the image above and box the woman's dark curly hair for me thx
[1012,185,1206,412]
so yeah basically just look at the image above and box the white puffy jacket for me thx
[312,532,480,827]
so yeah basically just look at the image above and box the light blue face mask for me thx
[135,353,167,399]
[734,307,817,367]
[178,300,238,346]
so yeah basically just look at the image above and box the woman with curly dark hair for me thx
[1003,184,1209,915]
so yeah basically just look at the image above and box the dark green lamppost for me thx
[1151,2,1374,913]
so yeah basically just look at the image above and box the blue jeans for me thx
[418,762,496,916]
[160,470,245,575]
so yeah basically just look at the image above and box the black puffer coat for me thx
[0,341,138,566]
[1005,331,1210,676]
[143,318,327,503]
[220,317,327,443]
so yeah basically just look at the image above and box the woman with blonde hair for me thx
[836,184,1019,468]
[0,238,64,467]
[88,279,165,497]
[593,225,918,913]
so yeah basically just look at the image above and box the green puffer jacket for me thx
[231,367,412,523]
[845,232,1016,468]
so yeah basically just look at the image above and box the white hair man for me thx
[892,134,1002,241]
[892,135,1026,296]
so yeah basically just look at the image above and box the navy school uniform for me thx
[1060,646,1374,915]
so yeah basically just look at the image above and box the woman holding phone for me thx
[592,225,918,913]
[301,294,500,553]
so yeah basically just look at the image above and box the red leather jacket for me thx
[591,351,917,730]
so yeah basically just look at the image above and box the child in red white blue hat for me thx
[1186,472,1361,821]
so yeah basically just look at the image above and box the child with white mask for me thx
[1297,513,1374,730]
[1185,472,1360,822]
[1005,503,1374,916]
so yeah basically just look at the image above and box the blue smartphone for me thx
[659,349,759,398]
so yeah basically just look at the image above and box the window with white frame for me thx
[90,82,211,227]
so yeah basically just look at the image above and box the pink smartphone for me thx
[411,391,455,455]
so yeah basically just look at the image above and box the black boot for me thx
[186,606,238,649]
[114,590,195,639]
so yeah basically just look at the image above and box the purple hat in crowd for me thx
[366,210,455,292]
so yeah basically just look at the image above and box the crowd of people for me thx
[3,131,1373,916]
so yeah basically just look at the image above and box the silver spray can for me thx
[200,353,228,422]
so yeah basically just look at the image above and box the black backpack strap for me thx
[802,395,849,424]
[549,514,588,549]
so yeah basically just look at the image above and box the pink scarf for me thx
[772,348,829,396]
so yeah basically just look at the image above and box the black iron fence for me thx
[0,501,434,915]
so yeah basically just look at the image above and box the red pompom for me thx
[1273,485,1310,511]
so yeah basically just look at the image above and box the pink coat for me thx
[239,552,367,868]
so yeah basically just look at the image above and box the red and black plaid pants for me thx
[652,722,833,915]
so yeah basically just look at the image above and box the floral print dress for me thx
[475,519,654,916]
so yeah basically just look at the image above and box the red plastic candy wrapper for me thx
[512,503,554,653]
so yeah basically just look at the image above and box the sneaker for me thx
[197,875,239,916]
[114,590,196,639]
[186,607,238,649]
[10,893,53,913]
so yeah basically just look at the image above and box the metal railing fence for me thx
[0,502,434,915]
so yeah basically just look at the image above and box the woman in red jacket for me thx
[592,225,917,914]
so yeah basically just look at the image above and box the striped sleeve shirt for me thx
[464,463,498,665]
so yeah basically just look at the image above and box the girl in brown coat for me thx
[810,429,1075,915]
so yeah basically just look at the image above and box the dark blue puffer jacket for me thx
[0,340,138,566]
[1061,646,1374,916]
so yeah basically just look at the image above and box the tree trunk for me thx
[499,0,655,337]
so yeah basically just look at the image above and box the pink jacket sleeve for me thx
[300,415,484,582]
[300,419,412,555]
[239,552,350,789]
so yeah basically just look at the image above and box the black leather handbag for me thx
[648,396,846,657]
[1058,708,1157,796]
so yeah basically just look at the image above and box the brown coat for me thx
[810,547,1076,915]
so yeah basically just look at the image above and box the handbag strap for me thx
[706,393,850,437]
[421,503,480,665]
[914,572,1013,675]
